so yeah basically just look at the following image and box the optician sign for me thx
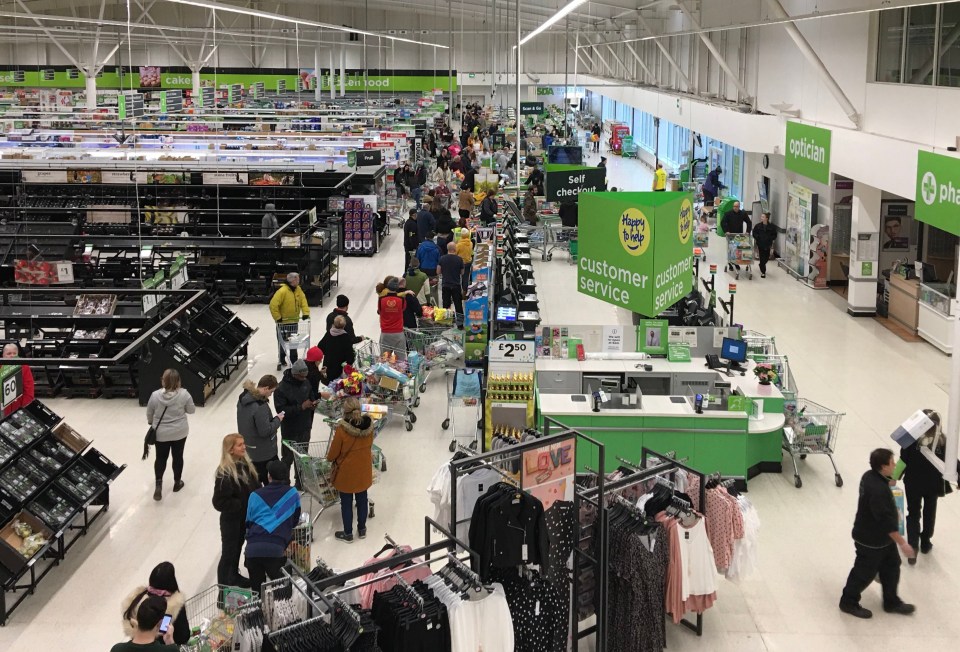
[915,150,960,237]
[545,164,606,202]
[785,121,831,185]
[577,191,694,316]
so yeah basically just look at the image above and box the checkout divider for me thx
[533,324,787,480]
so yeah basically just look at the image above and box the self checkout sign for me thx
[0,365,23,409]
[489,340,535,363]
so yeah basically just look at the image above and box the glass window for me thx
[905,5,938,85]
[938,2,960,86]
[876,8,905,83]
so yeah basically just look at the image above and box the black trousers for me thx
[841,542,903,609]
[757,245,771,274]
[154,438,186,482]
[442,285,464,324]
[245,556,285,596]
[217,514,246,585]
[906,486,938,548]
[252,456,278,487]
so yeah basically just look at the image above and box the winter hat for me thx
[305,346,323,362]
[292,359,309,375]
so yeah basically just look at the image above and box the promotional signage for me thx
[489,340,535,364]
[0,365,23,410]
[519,102,545,116]
[347,151,357,168]
[545,164,606,202]
[13,260,74,285]
[364,141,395,149]
[380,132,408,141]
[355,149,383,166]
[915,150,960,237]
[577,191,695,317]
[521,436,575,510]
[784,121,831,185]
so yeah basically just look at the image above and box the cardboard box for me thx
[378,376,400,392]
[0,510,54,574]
[53,422,90,455]
[890,410,935,448]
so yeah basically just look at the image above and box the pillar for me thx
[85,74,97,111]
[191,70,201,100]
[314,48,322,101]
[846,181,882,316]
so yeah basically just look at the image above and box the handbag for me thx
[143,406,168,460]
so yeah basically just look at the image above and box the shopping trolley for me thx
[725,233,754,280]
[276,318,311,370]
[405,323,464,393]
[179,585,259,652]
[742,330,778,359]
[354,339,419,431]
[282,438,338,523]
[782,398,845,489]
[286,517,312,571]
[442,368,483,452]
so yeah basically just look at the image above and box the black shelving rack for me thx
[0,400,125,625]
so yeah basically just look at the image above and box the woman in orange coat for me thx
[326,397,375,543]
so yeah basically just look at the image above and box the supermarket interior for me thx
[0,0,959,651]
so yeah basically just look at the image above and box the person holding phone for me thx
[121,562,189,645]
[273,360,317,489]
[236,375,283,487]
[112,595,178,651]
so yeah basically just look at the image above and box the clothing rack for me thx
[451,424,608,650]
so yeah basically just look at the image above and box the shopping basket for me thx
[782,398,844,489]
[180,584,258,652]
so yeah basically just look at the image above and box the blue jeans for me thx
[339,490,368,535]
[412,185,422,209]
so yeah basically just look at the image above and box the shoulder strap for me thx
[154,405,169,428]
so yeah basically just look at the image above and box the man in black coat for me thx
[752,212,777,278]
[839,448,915,619]
[273,360,316,489]
[403,209,420,270]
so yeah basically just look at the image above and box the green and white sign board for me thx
[916,150,960,237]
[577,191,695,317]
[545,164,606,202]
[785,121,831,185]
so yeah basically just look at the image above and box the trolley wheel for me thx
[408,412,417,424]
[419,383,427,393]
[276,363,282,371]
[413,397,420,408]
[835,474,843,487]
[800,454,807,460]
[369,502,376,518]
[405,421,414,432]
[381,457,387,472]
[442,418,451,430]
[794,475,802,488]
[469,440,478,450]
[448,440,456,452]
[546,253,553,261]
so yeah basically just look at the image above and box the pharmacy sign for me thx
[785,121,831,185]
[915,150,960,236]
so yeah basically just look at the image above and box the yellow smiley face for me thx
[678,199,693,244]
[619,207,651,257]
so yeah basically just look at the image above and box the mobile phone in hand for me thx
[159,614,173,634]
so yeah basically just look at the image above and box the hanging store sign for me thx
[545,164,606,202]
[915,150,960,237]
[202,172,248,185]
[228,84,242,104]
[784,121,831,185]
[276,79,286,93]
[519,102,545,116]
[355,149,383,166]
[199,87,215,108]
[160,90,182,114]
[117,92,144,120]
[577,192,694,317]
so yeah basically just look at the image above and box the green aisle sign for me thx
[785,121,831,185]
[916,150,960,236]
[545,164,606,202]
[577,191,695,317]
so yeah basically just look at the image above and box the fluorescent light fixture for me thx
[519,0,587,47]
[160,0,448,48]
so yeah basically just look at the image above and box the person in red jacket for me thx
[376,277,408,361]
[2,343,34,416]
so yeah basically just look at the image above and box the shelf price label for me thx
[0,365,23,409]
[489,340,535,364]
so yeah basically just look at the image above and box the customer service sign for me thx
[785,121,831,185]
[577,192,694,317]
[916,150,960,237]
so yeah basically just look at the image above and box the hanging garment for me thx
[468,482,549,580]
[455,466,504,541]
[357,545,434,609]
[492,568,567,652]
[726,495,761,581]
[704,486,744,573]
[423,575,514,652]
[371,581,451,652]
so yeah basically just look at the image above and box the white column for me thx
[84,74,97,111]
[946,253,960,483]
[191,70,201,99]
[314,48,322,101]
[330,50,335,100]
[846,181,882,315]
[340,48,345,97]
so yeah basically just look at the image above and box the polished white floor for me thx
[1,146,957,651]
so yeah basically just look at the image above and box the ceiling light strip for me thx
[519,0,588,47]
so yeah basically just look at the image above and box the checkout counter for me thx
[536,356,786,479]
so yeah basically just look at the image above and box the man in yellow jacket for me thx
[270,272,310,369]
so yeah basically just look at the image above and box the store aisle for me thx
[0,150,958,651]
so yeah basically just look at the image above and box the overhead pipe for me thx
[762,0,861,127]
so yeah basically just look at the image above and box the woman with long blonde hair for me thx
[212,433,259,587]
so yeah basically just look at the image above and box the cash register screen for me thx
[720,337,747,363]
[496,306,517,322]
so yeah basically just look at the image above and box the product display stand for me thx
[0,400,125,625]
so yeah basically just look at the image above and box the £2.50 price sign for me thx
[489,340,535,363]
